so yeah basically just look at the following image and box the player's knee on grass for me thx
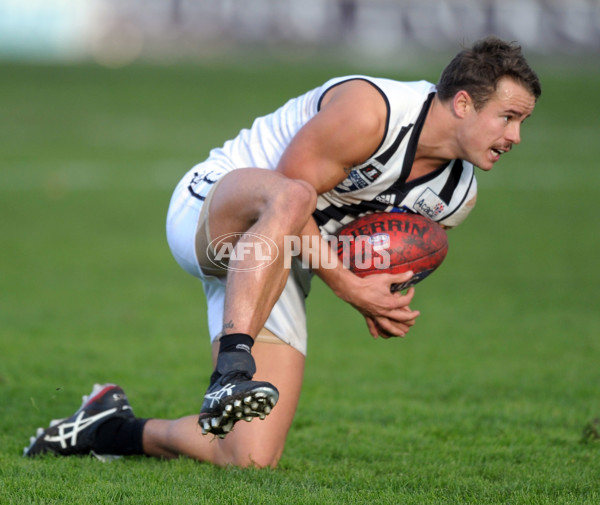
[224,437,284,468]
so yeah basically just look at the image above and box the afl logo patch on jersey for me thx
[336,165,382,193]
[413,188,447,219]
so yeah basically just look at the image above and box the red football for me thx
[336,212,448,291]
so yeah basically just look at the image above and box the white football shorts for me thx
[166,161,312,356]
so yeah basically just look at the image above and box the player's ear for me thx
[453,90,472,119]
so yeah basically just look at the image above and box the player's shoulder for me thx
[320,75,434,95]
[318,76,434,121]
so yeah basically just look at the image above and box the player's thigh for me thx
[211,339,305,467]
[207,168,315,240]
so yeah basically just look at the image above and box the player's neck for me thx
[406,159,446,182]
[416,95,461,166]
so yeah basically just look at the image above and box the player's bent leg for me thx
[209,337,305,467]
[142,339,305,468]
[206,168,317,248]
[192,168,314,437]
[202,168,316,337]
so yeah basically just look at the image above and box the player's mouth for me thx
[490,145,510,162]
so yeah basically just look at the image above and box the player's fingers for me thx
[394,310,419,326]
[382,298,419,320]
[385,308,420,323]
[372,319,395,339]
[374,316,411,338]
[387,270,414,282]
[365,316,380,339]
[386,270,414,285]
[392,286,416,305]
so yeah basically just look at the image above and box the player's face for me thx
[461,77,536,171]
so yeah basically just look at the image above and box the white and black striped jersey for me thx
[205,75,477,236]
[312,77,477,235]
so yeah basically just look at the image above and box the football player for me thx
[26,36,540,468]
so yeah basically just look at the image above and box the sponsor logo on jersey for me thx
[375,192,396,205]
[336,171,367,193]
[336,167,380,193]
[413,188,446,219]
[360,165,382,182]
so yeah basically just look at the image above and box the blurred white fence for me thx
[1,0,599,64]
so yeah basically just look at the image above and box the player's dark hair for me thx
[436,36,542,109]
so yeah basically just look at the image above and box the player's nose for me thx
[506,122,521,145]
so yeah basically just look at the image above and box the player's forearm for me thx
[298,216,358,301]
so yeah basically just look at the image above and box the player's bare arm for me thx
[299,215,420,338]
[276,83,420,338]
[277,79,387,193]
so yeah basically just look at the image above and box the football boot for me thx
[198,351,278,437]
[24,383,133,458]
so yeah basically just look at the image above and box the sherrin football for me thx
[336,212,448,291]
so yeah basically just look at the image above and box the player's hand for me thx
[342,271,420,338]
[365,304,418,339]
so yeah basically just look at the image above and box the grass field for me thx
[1,56,600,504]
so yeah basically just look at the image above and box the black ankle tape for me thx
[219,333,254,354]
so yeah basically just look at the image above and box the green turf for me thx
[1,57,600,504]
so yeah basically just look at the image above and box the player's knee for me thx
[271,178,317,225]
[219,438,282,469]
[291,179,318,209]
[234,446,282,469]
